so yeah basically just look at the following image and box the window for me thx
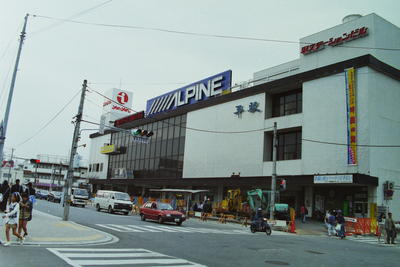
[277,131,302,160]
[108,115,187,179]
[272,90,302,117]
[100,163,103,172]
[264,129,302,161]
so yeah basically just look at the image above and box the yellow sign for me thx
[100,144,115,154]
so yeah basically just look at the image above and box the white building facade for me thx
[89,13,400,219]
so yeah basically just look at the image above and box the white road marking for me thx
[96,223,251,235]
[47,248,206,267]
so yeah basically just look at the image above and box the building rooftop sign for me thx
[301,27,368,55]
[146,70,232,116]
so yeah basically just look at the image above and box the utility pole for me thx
[7,148,15,182]
[63,80,87,221]
[0,14,29,183]
[270,122,277,221]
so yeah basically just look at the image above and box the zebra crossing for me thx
[47,248,206,267]
[96,223,251,235]
[347,235,400,247]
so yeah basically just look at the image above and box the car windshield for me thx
[52,191,62,196]
[158,203,174,210]
[74,189,88,196]
[115,193,130,201]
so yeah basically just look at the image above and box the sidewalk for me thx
[1,209,118,246]
[294,219,327,235]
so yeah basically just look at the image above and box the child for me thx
[2,193,24,246]
[19,192,32,238]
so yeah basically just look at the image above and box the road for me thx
[1,199,399,267]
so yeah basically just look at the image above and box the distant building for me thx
[22,154,88,190]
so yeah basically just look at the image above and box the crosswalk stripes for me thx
[47,248,206,267]
[95,224,251,235]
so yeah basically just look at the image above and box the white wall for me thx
[300,13,400,72]
[183,94,265,178]
[301,67,371,176]
[88,134,111,179]
[367,69,400,217]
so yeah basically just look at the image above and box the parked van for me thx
[71,188,90,207]
[94,190,132,215]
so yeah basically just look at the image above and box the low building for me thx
[88,13,400,219]
[23,154,88,190]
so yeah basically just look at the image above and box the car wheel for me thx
[140,214,146,221]
[124,212,129,216]
[82,205,85,208]
[176,221,182,226]
[108,206,113,214]
[96,204,101,211]
[158,216,163,224]
[250,225,256,233]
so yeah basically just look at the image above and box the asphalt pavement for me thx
[0,199,399,267]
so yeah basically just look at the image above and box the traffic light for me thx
[384,181,395,200]
[131,129,154,137]
[279,179,286,191]
[30,159,40,164]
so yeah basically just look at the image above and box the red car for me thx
[140,201,186,226]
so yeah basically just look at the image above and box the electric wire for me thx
[31,14,400,51]
[302,138,400,148]
[87,86,274,134]
[30,0,114,35]
[14,89,81,147]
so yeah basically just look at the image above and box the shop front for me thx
[310,174,378,218]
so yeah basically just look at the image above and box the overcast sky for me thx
[0,0,399,163]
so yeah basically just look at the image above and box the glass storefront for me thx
[108,114,186,179]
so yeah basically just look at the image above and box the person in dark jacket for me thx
[336,210,346,239]
[11,179,24,195]
[0,180,11,212]
[25,182,36,197]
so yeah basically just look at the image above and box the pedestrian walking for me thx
[327,212,337,236]
[0,180,10,212]
[10,179,24,195]
[2,193,24,246]
[18,192,33,238]
[25,182,36,205]
[385,212,396,244]
[300,206,307,223]
[336,210,346,239]
[378,212,386,243]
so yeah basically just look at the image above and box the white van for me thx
[94,190,132,215]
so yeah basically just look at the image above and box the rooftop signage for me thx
[146,70,232,116]
[301,26,368,55]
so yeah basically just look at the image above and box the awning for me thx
[149,189,208,194]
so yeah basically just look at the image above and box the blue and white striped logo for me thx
[146,70,232,116]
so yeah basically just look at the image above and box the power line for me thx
[31,0,114,35]
[31,14,400,51]
[14,89,81,147]
[302,138,400,148]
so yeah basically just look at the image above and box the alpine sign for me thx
[146,70,232,116]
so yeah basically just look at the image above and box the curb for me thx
[21,210,119,246]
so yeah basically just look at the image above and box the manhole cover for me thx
[265,260,290,266]
[305,250,325,255]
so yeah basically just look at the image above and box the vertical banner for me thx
[345,67,357,165]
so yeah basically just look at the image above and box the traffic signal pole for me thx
[0,14,29,182]
[270,122,277,221]
[63,80,87,221]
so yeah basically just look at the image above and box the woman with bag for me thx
[336,210,346,239]
[19,192,33,238]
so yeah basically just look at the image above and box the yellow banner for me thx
[100,144,115,154]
